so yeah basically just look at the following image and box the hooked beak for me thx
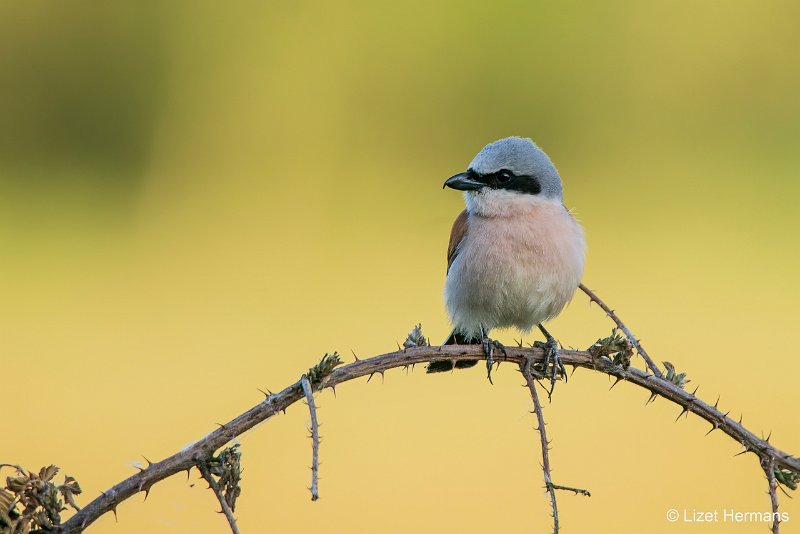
[443,171,484,191]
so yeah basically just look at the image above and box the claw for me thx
[482,335,494,384]
[536,324,566,397]
[480,326,506,385]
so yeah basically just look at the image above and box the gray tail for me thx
[426,331,481,373]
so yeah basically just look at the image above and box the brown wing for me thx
[447,209,469,274]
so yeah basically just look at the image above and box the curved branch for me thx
[53,344,799,533]
[578,283,662,377]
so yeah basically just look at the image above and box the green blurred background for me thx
[2,2,799,532]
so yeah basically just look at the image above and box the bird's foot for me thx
[482,336,507,385]
[533,336,566,398]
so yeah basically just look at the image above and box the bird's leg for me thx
[534,323,566,396]
[481,324,493,383]
[480,324,506,385]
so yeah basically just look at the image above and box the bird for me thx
[427,137,585,388]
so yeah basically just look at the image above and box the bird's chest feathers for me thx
[463,204,581,280]
[447,202,585,330]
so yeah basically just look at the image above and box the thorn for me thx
[396,341,402,351]
[138,480,153,500]
[645,392,657,405]
[609,376,624,390]
[723,410,730,418]
[766,430,772,443]
[329,385,337,397]
[570,364,578,376]
[705,424,718,436]
[714,395,720,409]
[215,423,225,430]
[734,447,751,457]
[257,388,270,398]
[367,372,375,383]
[142,456,154,468]
[186,467,192,480]
[691,385,699,396]
[675,406,689,422]
[738,414,743,424]
[111,506,118,522]
[351,349,359,361]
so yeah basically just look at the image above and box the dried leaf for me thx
[306,353,342,384]
[775,467,800,491]
[402,324,428,349]
[587,329,633,369]
[38,466,58,484]
[206,444,242,512]
[662,361,690,389]
[2,465,81,533]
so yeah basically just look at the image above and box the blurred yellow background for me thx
[2,1,799,532]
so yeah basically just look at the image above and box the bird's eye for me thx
[496,170,513,185]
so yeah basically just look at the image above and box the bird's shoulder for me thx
[447,209,469,273]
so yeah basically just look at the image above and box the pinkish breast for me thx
[445,200,585,336]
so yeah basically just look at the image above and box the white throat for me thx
[465,189,561,218]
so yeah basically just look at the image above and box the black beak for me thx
[443,172,484,191]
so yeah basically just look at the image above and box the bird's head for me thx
[443,137,563,217]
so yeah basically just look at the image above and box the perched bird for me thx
[427,137,585,386]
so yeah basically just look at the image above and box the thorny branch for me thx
[763,456,781,534]
[579,283,787,531]
[2,293,794,533]
[197,461,240,534]
[300,376,320,501]
[578,283,662,378]
[38,344,798,533]
[520,360,559,532]
[520,358,590,534]
[519,360,590,534]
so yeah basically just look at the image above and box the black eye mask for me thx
[468,168,542,195]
